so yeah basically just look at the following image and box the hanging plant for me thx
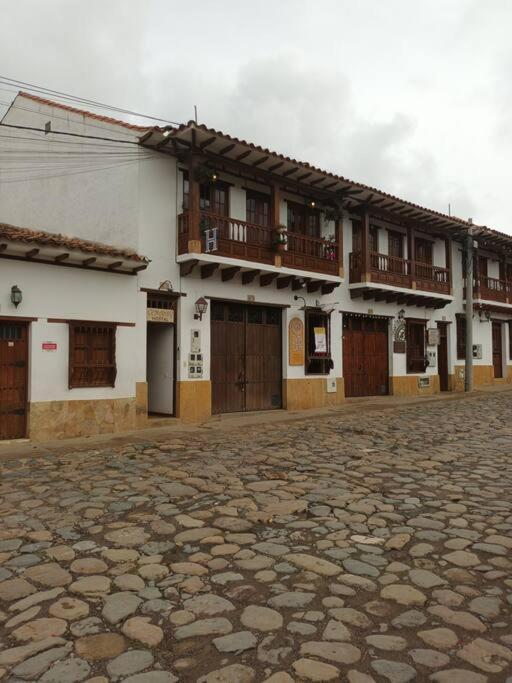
[273,225,288,252]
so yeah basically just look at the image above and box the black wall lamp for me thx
[194,297,208,320]
[11,285,22,308]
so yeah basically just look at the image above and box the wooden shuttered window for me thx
[456,315,466,360]
[406,319,427,373]
[69,323,117,389]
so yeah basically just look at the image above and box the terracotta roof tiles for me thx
[0,222,148,262]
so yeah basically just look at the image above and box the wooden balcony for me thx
[349,251,452,308]
[474,276,512,304]
[178,210,340,276]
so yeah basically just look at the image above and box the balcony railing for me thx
[476,276,511,303]
[178,210,340,275]
[349,251,451,295]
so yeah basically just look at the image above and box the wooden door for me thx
[438,323,449,391]
[343,315,388,397]
[211,302,282,414]
[245,306,282,411]
[0,322,28,440]
[492,321,503,378]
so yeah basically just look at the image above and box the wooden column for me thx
[407,225,415,289]
[187,155,201,254]
[445,237,452,294]
[361,210,370,282]
[271,182,282,267]
[473,248,480,300]
[335,216,344,278]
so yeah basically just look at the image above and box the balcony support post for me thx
[187,153,201,254]
[335,215,344,278]
[407,225,416,289]
[445,237,452,294]
[271,181,282,267]
[361,209,371,282]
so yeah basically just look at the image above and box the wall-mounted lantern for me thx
[11,285,22,308]
[397,308,405,320]
[194,297,208,321]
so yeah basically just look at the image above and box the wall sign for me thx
[147,308,174,323]
[288,317,304,366]
[314,327,327,353]
[427,328,440,346]
[42,342,57,351]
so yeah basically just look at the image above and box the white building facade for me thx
[1,92,511,441]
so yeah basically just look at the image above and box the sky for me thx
[1,0,511,231]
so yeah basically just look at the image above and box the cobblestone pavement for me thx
[1,392,512,683]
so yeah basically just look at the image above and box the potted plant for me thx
[323,235,337,260]
[273,225,288,253]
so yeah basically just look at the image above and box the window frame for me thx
[305,308,332,375]
[68,322,117,389]
[287,201,320,238]
[181,171,229,216]
[456,315,466,360]
[246,190,270,227]
[406,319,427,374]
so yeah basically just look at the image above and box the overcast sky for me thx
[1,0,511,231]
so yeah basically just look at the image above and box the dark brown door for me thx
[0,322,28,440]
[492,321,503,378]
[406,320,427,373]
[211,302,282,414]
[343,315,389,397]
[438,323,449,391]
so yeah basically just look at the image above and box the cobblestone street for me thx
[1,392,512,682]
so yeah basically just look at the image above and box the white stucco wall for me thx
[0,259,138,403]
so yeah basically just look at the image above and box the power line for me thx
[0,75,182,127]
[0,158,148,183]
[0,122,145,145]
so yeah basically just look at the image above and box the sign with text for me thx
[42,342,57,351]
[147,307,174,323]
[288,317,304,366]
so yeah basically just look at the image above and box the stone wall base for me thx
[135,381,149,428]
[29,397,137,441]
[283,377,345,410]
[390,375,440,397]
[176,380,212,423]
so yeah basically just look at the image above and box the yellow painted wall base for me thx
[453,365,503,391]
[176,380,212,423]
[390,375,440,397]
[284,377,345,411]
[136,381,149,428]
[29,397,136,441]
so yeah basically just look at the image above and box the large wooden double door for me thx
[211,301,282,414]
[0,322,28,440]
[343,314,389,397]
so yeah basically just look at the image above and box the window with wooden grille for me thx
[69,323,117,389]
[246,191,270,227]
[406,320,427,373]
[456,315,466,360]
[305,309,332,375]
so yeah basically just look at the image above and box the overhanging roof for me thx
[0,222,149,274]
[141,121,512,252]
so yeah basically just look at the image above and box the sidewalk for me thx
[1,383,511,462]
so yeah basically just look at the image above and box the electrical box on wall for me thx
[472,344,482,359]
[418,376,431,389]
[326,378,337,393]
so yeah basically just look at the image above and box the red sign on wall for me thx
[42,342,57,351]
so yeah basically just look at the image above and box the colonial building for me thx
[1,92,512,441]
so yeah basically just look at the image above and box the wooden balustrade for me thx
[350,251,451,294]
[476,275,510,303]
[177,210,340,275]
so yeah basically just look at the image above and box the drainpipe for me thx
[465,220,474,392]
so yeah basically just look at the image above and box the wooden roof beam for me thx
[260,272,278,287]
[108,261,123,270]
[218,143,236,155]
[55,253,69,262]
[236,150,252,161]
[199,136,217,150]
[252,156,269,167]
[180,259,199,277]
[83,257,96,266]
[221,266,241,282]
[282,167,298,177]
[25,248,39,259]
[201,263,218,279]
[242,269,260,285]
[276,275,294,289]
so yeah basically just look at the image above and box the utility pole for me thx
[465,220,474,392]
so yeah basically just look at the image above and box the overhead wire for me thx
[0,75,182,126]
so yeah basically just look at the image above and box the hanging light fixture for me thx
[194,297,208,320]
[10,285,22,308]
